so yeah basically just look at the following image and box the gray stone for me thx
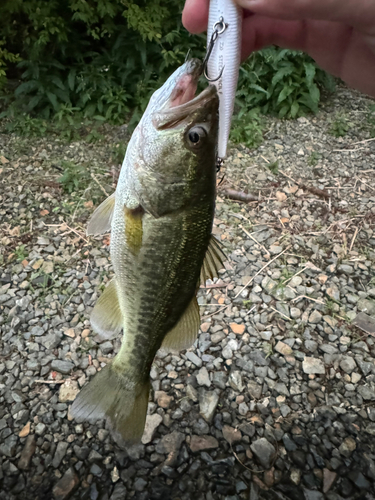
[247,381,262,399]
[261,276,278,295]
[222,345,233,359]
[229,371,244,392]
[141,413,163,444]
[52,468,79,500]
[52,441,69,468]
[51,359,74,374]
[309,310,322,324]
[100,341,113,354]
[303,490,324,500]
[250,438,276,469]
[199,390,219,422]
[155,431,184,466]
[290,307,301,319]
[212,371,227,389]
[134,478,147,492]
[196,366,211,387]
[186,351,202,367]
[357,298,375,315]
[302,357,325,374]
[340,356,356,374]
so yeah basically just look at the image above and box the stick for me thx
[34,379,65,384]
[269,306,291,321]
[291,295,325,304]
[220,188,258,203]
[349,227,359,252]
[279,169,298,184]
[239,225,270,258]
[91,173,109,197]
[234,246,291,300]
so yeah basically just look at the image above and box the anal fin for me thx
[90,279,123,339]
[161,295,200,352]
[87,192,116,236]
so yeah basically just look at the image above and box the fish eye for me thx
[189,131,200,143]
[187,126,207,146]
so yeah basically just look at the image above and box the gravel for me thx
[1,86,375,499]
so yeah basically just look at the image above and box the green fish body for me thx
[71,59,224,442]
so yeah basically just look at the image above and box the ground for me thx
[1,85,375,500]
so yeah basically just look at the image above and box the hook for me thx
[202,17,228,82]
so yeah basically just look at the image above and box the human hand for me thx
[182,0,375,97]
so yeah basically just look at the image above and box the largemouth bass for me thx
[71,59,225,443]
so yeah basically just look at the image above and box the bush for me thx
[0,1,334,135]
[0,0,204,123]
[236,47,336,119]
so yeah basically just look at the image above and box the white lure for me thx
[206,0,242,160]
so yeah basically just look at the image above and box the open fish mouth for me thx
[153,59,218,130]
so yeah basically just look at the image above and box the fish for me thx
[206,0,242,161]
[70,59,225,443]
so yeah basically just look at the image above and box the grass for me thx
[308,151,321,166]
[329,112,350,137]
[14,244,28,262]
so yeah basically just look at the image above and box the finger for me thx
[182,0,210,33]
[235,0,375,29]
[241,15,375,97]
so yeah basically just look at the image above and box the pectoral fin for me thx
[161,295,200,352]
[87,192,116,236]
[90,279,123,339]
[200,235,226,284]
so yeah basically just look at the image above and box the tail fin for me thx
[70,364,150,443]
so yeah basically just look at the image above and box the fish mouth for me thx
[153,59,218,130]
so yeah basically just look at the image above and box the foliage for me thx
[266,160,279,175]
[308,151,321,166]
[329,112,350,137]
[59,161,91,194]
[230,108,264,149]
[0,2,334,142]
[236,47,336,119]
[0,0,204,124]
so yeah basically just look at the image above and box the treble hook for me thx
[202,17,228,82]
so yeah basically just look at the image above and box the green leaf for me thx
[277,85,294,104]
[290,101,299,118]
[46,91,59,110]
[68,70,76,91]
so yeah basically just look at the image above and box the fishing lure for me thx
[205,0,242,163]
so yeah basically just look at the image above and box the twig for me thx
[63,224,89,244]
[300,184,330,200]
[220,188,258,203]
[356,177,375,192]
[351,137,375,146]
[34,379,65,384]
[91,173,109,197]
[279,169,298,184]
[239,225,270,258]
[349,227,359,252]
[292,295,325,304]
[283,266,308,285]
[200,283,229,289]
[269,306,291,321]
[234,246,291,300]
